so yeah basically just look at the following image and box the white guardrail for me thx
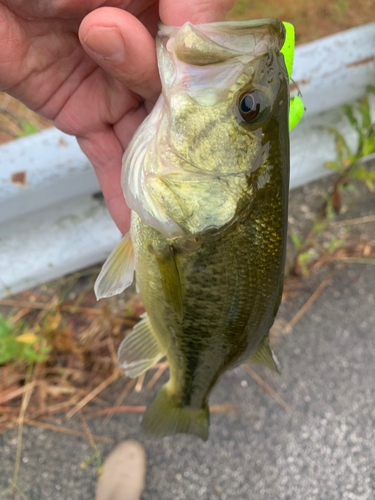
[1,23,375,298]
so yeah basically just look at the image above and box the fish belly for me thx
[131,183,286,410]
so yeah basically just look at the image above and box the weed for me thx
[0,313,50,364]
[289,89,375,276]
[325,87,375,192]
[332,0,350,19]
[15,120,39,137]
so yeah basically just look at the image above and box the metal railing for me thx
[1,23,374,298]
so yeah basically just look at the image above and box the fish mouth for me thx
[158,18,286,64]
[156,19,286,105]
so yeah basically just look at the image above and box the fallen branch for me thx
[66,370,121,420]
[0,381,38,405]
[88,403,238,418]
[146,362,169,390]
[23,418,114,444]
[242,365,293,414]
[284,266,341,333]
[0,299,135,326]
[101,379,137,429]
[328,214,375,228]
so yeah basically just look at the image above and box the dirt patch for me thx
[0,92,52,145]
[227,0,375,44]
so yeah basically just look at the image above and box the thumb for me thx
[79,7,161,102]
[160,0,237,26]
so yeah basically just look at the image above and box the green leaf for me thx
[342,104,362,137]
[16,120,39,137]
[0,312,50,364]
[313,220,328,233]
[348,166,370,181]
[325,126,353,163]
[363,131,375,156]
[325,161,344,172]
[340,183,357,193]
[298,251,314,264]
[290,232,302,250]
[358,96,371,130]
[327,236,345,253]
[348,166,375,191]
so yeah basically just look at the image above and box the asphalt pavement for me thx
[1,175,374,500]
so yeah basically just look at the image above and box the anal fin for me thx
[118,314,164,378]
[94,233,134,300]
[248,336,281,374]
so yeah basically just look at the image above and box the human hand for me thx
[0,1,236,234]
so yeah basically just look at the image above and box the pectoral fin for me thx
[94,233,134,300]
[118,314,164,378]
[154,245,184,323]
[248,336,281,374]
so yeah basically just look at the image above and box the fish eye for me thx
[239,91,261,121]
[237,90,270,124]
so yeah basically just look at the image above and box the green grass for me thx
[332,0,350,19]
[0,313,50,364]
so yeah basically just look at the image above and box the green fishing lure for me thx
[281,22,304,130]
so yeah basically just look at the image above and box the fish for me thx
[95,18,293,440]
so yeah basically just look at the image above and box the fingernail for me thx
[83,27,125,61]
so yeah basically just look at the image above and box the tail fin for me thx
[142,385,209,440]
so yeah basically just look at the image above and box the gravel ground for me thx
[1,177,374,500]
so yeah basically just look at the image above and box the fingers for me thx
[79,6,161,102]
[75,105,147,234]
[160,0,237,25]
[0,5,32,90]
[76,1,238,234]
[77,127,132,235]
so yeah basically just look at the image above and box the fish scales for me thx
[132,133,289,409]
[95,18,293,439]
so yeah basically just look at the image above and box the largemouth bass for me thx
[96,18,292,440]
